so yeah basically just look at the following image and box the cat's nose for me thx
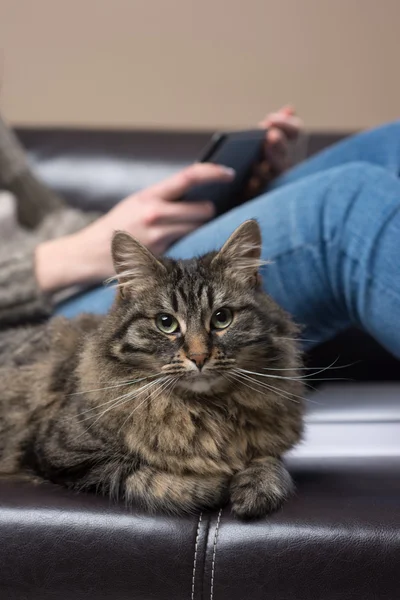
[189,352,209,370]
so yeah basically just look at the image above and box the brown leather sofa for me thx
[1,127,400,600]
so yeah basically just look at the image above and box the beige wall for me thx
[0,0,399,131]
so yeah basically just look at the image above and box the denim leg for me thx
[57,160,400,359]
[169,162,400,357]
[56,122,400,320]
[271,121,400,190]
[55,285,116,318]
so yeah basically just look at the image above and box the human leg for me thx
[169,162,400,357]
[271,121,400,190]
[57,160,400,359]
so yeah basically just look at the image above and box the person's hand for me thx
[245,106,304,199]
[35,163,235,293]
[259,105,303,173]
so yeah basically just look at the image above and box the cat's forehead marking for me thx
[212,289,228,308]
[165,270,234,321]
[157,261,248,324]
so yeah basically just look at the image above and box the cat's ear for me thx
[212,220,264,284]
[111,231,166,295]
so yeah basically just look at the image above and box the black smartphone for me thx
[183,129,266,216]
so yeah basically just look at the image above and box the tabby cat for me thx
[0,220,304,518]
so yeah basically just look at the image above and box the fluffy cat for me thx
[0,220,304,518]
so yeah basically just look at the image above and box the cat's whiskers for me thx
[237,365,351,383]
[267,356,343,379]
[67,374,165,421]
[98,374,177,426]
[72,381,166,439]
[231,370,303,404]
[222,371,284,402]
[233,370,323,405]
[116,375,180,436]
[275,336,318,343]
[165,376,179,402]
[259,360,352,372]
[237,366,315,382]
[69,385,154,422]
[73,378,167,440]
[148,377,178,411]
[68,373,163,397]
[116,376,175,435]
[75,378,165,424]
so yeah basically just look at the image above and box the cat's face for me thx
[105,221,298,394]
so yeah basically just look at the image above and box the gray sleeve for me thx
[0,247,52,326]
[0,206,100,327]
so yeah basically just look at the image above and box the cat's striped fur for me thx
[0,221,304,518]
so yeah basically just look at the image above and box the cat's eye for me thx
[156,313,180,334]
[211,308,233,330]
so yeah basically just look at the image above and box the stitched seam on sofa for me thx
[200,513,212,600]
[210,509,223,600]
[191,512,203,600]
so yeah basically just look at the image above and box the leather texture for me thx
[212,457,400,600]
[1,127,399,600]
[2,452,400,599]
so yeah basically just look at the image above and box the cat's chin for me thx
[177,374,223,393]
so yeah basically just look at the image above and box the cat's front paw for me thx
[230,458,293,520]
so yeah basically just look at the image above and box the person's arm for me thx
[0,246,53,326]
[35,229,104,294]
[0,207,98,326]
[0,162,232,329]
[0,108,301,327]
[0,109,101,325]
[259,105,304,174]
[33,112,305,296]
[35,163,235,294]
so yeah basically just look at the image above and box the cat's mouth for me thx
[174,370,224,393]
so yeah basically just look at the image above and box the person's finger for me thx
[258,105,298,126]
[253,159,272,180]
[258,117,270,129]
[264,114,303,139]
[244,175,263,199]
[242,157,273,198]
[280,104,296,116]
[266,127,286,146]
[148,163,235,201]
[259,114,302,136]
[266,128,289,171]
[148,199,215,225]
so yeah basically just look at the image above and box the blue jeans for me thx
[56,122,400,357]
